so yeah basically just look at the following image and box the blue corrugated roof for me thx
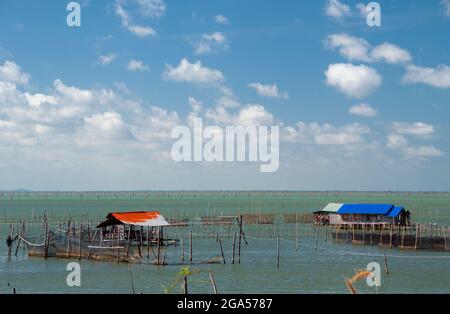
[386,206,405,218]
[337,204,394,215]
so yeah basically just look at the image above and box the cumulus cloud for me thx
[349,103,378,117]
[325,63,382,98]
[326,34,411,64]
[0,61,30,85]
[136,0,166,18]
[98,53,118,66]
[391,122,435,138]
[127,59,150,72]
[248,83,288,99]
[324,0,351,19]
[402,64,450,89]
[387,122,442,159]
[163,58,225,85]
[193,32,229,55]
[214,14,230,25]
[371,43,412,64]
[114,1,157,37]
[326,33,371,62]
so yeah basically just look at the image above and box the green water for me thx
[1,191,450,294]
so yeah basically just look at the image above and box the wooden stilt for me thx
[414,225,419,250]
[87,230,98,260]
[126,225,132,260]
[78,223,82,260]
[231,232,236,264]
[156,227,161,265]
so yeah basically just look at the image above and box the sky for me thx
[0,0,449,191]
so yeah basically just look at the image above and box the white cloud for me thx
[326,34,411,64]
[387,122,442,159]
[188,97,203,112]
[349,103,378,117]
[98,53,118,66]
[404,146,444,158]
[114,2,157,37]
[163,58,225,85]
[214,14,230,25]
[248,83,288,99]
[136,0,166,18]
[442,0,450,17]
[326,33,371,62]
[325,63,382,98]
[387,134,408,149]
[370,43,412,64]
[0,61,30,85]
[355,3,367,17]
[127,59,150,72]
[193,32,228,55]
[391,122,435,138]
[402,64,450,89]
[324,0,351,18]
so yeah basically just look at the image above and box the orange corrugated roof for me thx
[111,211,161,224]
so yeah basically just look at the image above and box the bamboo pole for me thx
[156,227,161,265]
[147,226,150,259]
[126,225,132,260]
[384,254,389,275]
[78,223,82,260]
[15,220,24,256]
[183,276,188,295]
[389,225,393,249]
[209,272,218,294]
[181,239,185,263]
[189,229,193,263]
[276,235,280,269]
[87,230,98,260]
[44,219,49,258]
[442,226,448,251]
[231,231,236,264]
[117,226,121,263]
[414,225,419,250]
[218,238,226,264]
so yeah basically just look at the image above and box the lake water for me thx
[1,191,449,294]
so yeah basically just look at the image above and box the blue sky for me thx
[0,0,449,191]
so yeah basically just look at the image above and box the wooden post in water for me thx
[276,235,280,269]
[117,226,121,264]
[15,220,24,256]
[325,224,328,243]
[147,226,150,259]
[231,232,236,264]
[414,225,419,250]
[401,226,405,248]
[295,212,299,251]
[384,254,389,275]
[78,223,82,260]
[156,227,161,265]
[209,272,218,294]
[314,225,319,252]
[183,276,188,295]
[181,239,185,263]
[126,225,132,260]
[389,225,393,249]
[87,230,98,260]
[379,225,383,246]
[442,226,448,251]
[218,238,226,264]
[66,219,72,258]
[189,229,193,264]
[44,219,49,258]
